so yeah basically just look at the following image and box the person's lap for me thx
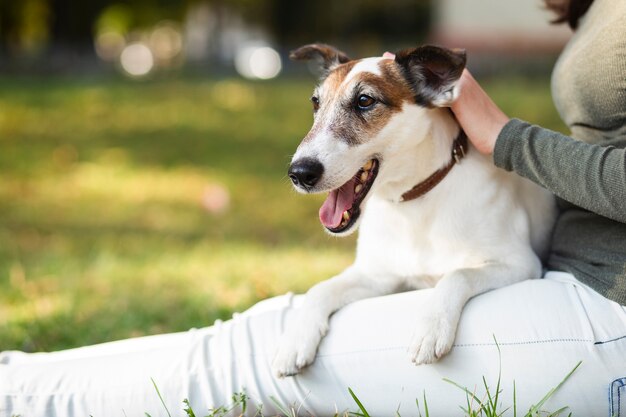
[1,271,625,416]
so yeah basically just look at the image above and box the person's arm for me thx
[451,70,626,224]
[494,119,626,223]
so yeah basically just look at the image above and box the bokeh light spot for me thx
[235,46,282,80]
[119,43,154,77]
[202,184,230,214]
[150,22,183,62]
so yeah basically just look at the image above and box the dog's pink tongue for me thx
[319,179,356,228]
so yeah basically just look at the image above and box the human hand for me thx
[449,69,509,155]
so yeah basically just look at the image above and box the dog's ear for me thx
[290,44,351,76]
[394,45,466,107]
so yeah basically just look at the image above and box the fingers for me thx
[450,69,509,155]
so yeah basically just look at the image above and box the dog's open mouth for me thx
[319,159,379,233]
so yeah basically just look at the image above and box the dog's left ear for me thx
[394,45,466,107]
[289,44,351,77]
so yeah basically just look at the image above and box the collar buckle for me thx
[452,139,466,164]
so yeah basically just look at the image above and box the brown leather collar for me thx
[400,130,468,202]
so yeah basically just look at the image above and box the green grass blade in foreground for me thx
[526,361,582,416]
[183,399,197,417]
[151,378,173,417]
[443,337,580,417]
[348,388,372,417]
[202,392,251,417]
[513,380,517,417]
[415,391,430,417]
[270,396,296,417]
[492,335,503,416]
[231,392,248,414]
[442,378,484,408]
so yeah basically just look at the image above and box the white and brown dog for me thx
[272,44,556,377]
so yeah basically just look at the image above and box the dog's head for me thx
[288,44,466,236]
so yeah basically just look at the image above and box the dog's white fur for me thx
[272,52,556,377]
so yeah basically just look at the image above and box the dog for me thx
[272,44,556,377]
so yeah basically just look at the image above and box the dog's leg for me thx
[408,257,540,365]
[272,265,399,377]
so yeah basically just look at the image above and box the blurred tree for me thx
[0,0,190,53]
[49,0,110,46]
[266,0,431,48]
[0,0,55,54]
[0,0,431,61]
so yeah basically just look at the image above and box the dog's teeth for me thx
[343,211,350,221]
[360,172,368,183]
[355,184,363,194]
[362,160,373,171]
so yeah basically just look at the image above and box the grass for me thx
[439,339,580,417]
[0,74,567,352]
[347,361,580,417]
[347,338,581,417]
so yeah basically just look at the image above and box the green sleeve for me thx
[493,118,626,223]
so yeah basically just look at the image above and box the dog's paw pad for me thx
[408,316,456,366]
[272,323,324,378]
[272,361,301,378]
[272,345,317,378]
[272,350,298,378]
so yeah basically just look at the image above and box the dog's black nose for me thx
[288,158,324,189]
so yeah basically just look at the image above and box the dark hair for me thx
[544,0,595,29]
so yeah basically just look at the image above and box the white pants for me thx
[1,272,626,417]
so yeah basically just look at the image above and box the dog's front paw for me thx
[272,313,328,378]
[408,311,457,365]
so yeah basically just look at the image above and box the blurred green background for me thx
[0,0,568,352]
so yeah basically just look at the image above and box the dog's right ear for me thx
[289,44,351,76]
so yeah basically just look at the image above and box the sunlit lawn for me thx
[0,74,566,352]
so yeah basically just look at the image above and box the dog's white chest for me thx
[354,196,468,286]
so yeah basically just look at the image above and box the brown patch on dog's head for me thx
[299,59,359,144]
[372,60,417,110]
[324,59,415,146]
[322,60,358,95]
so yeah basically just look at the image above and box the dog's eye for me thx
[311,96,320,111]
[357,94,375,110]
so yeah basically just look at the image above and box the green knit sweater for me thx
[493,0,626,305]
